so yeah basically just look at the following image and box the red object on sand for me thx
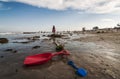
[24,50,70,66]
[52,25,56,33]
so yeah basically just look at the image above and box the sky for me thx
[0,0,120,32]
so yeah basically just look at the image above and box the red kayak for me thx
[24,50,70,66]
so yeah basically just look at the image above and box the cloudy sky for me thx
[0,0,120,32]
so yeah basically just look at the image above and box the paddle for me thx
[52,50,70,56]
[24,50,70,66]
[68,60,87,77]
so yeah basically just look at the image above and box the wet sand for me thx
[0,32,120,79]
[73,32,120,79]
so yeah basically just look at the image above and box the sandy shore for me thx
[0,32,120,79]
[73,32,120,79]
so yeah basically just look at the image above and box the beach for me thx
[0,32,120,79]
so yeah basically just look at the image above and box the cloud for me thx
[0,2,11,10]
[101,19,115,22]
[1,0,120,14]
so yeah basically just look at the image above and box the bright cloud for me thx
[1,0,120,14]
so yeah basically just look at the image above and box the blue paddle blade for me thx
[76,68,87,77]
[68,60,87,77]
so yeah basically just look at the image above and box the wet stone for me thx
[33,36,40,38]
[5,49,17,53]
[32,46,41,49]
[15,69,18,73]
[0,38,9,44]
[56,45,64,52]
[47,34,64,38]
[105,64,109,66]
[0,56,4,58]
[42,35,46,37]
[13,50,17,53]
[20,41,31,44]
[5,49,13,51]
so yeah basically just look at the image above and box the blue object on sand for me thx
[68,60,87,77]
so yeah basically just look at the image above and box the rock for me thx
[33,36,40,38]
[56,45,64,52]
[13,41,31,44]
[0,56,4,58]
[32,46,40,49]
[105,64,109,66]
[32,36,40,40]
[48,34,64,38]
[43,38,49,41]
[15,69,18,72]
[27,37,31,40]
[5,49,13,51]
[23,32,36,34]
[69,33,73,36]
[5,49,17,53]
[42,35,46,37]
[20,41,31,44]
[13,50,17,53]
[0,38,9,44]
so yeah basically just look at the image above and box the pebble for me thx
[0,56,4,58]
[15,69,18,72]
[5,49,13,51]
[5,49,17,53]
[32,46,41,49]
[13,50,17,53]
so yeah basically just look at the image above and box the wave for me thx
[0,32,21,35]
